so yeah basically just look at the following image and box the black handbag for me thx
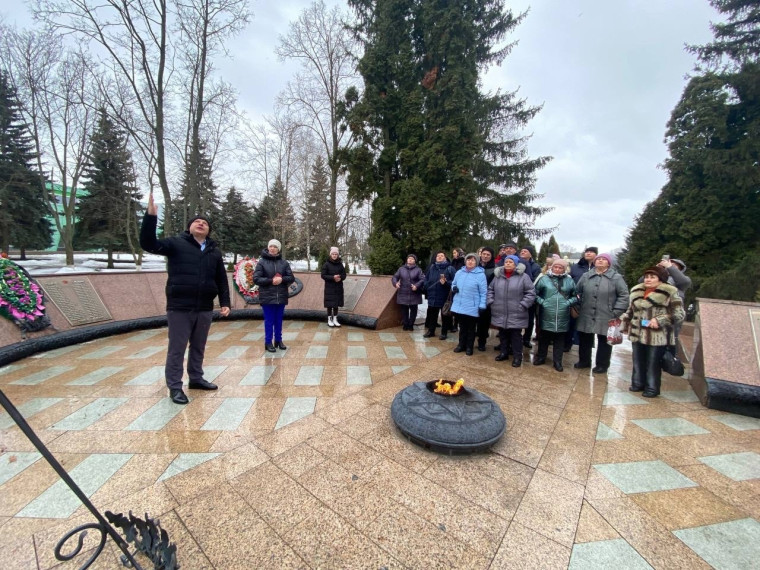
[661,350,685,377]
[441,290,454,317]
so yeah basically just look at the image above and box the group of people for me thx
[139,194,688,405]
[392,243,689,397]
[140,195,348,404]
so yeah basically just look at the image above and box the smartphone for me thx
[641,319,650,327]
[439,273,445,280]
[661,255,670,261]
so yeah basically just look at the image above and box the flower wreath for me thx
[0,257,51,332]
[233,257,259,303]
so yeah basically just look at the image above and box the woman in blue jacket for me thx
[450,253,487,355]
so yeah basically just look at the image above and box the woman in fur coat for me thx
[621,266,685,397]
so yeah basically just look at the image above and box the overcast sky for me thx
[5,0,720,253]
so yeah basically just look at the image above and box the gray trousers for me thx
[165,310,213,390]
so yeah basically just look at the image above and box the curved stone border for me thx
[704,377,760,419]
[0,309,378,367]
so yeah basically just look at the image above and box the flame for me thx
[434,378,465,395]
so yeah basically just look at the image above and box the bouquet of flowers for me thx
[233,257,259,303]
[0,256,50,332]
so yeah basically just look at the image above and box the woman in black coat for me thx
[321,247,347,327]
[253,239,295,352]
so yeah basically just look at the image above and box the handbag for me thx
[661,350,685,376]
[441,290,454,317]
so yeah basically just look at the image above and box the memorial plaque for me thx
[41,278,113,326]
[342,277,370,312]
[750,309,760,369]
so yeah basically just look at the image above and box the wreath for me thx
[233,257,259,303]
[0,257,51,332]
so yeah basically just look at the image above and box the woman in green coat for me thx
[533,258,577,371]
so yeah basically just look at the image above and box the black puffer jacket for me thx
[253,249,295,305]
[321,258,346,308]
[139,214,230,312]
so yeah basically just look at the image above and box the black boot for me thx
[495,352,509,362]
[512,356,522,368]
[423,329,435,338]
[265,343,276,353]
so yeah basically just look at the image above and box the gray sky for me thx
[230,0,719,253]
[5,0,720,253]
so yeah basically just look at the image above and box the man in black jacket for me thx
[140,193,231,404]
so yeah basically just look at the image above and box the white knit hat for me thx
[268,239,281,250]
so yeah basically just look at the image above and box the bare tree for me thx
[1,26,96,265]
[175,0,250,214]
[276,0,359,246]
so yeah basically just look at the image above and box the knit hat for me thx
[504,241,518,251]
[481,246,495,258]
[595,253,613,266]
[643,265,669,283]
[187,215,211,232]
[406,253,418,264]
[464,252,478,261]
[268,239,282,251]
[584,246,598,254]
[503,254,520,266]
[330,246,339,255]
[552,253,560,259]
[671,258,687,271]
[551,258,569,269]
[520,245,536,259]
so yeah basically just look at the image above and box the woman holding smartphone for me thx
[621,265,685,397]
[254,239,295,352]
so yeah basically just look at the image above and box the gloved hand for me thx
[478,307,486,314]
[452,286,459,294]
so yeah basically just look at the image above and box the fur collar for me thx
[630,282,678,307]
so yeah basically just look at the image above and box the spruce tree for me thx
[178,139,220,234]
[217,186,256,263]
[547,235,560,256]
[74,109,141,268]
[345,0,550,269]
[256,177,297,256]
[302,156,333,256]
[622,0,760,300]
[0,71,52,257]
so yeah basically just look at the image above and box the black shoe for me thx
[277,341,288,350]
[449,326,458,333]
[592,366,607,374]
[494,345,501,351]
[523,342,532,349]
[512,359,522,368]
[423,330,435,338]
[629,385,644,392]
[453,346,465,353]
[574,362,590,369]
[533,358,546,366]
[265,344,276,353]
[477,344,486,352]
[553,363,564,372]
[642,391,659,398]
[170,389,189,405]
[188,379,218,390]
[495,352,509,362]
[439,334,448,340]
[465,348,474,356]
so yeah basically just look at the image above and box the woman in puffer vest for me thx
[621,265,685,397]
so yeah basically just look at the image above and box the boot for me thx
[327,315,334,327]
[333,316,341,327]
[511,355,522,368]
[495,352,509,362]
[423,329,435,338]
[265,343,276,353]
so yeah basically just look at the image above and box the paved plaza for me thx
[0,320,759,569]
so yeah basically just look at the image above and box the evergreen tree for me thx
[74,109,141,268]
[0,71,52,257]
[217,186,256,263]
[547,235,560,256]
[177,139,220,234]
[622,0,760,300]
[537,241,548,263]
[301,156,333,257]
[256,177,297,255]
[367,230,403,275]
[345,0,550,268]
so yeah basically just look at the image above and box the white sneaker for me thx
[328,316,334,327]
[333,316,341,327]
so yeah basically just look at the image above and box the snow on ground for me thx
[13,253,372,276]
